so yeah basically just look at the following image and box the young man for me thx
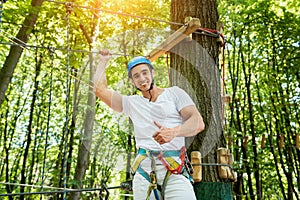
[94,50,205,200]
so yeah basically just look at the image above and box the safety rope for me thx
[0,29,26,50]
[45,0,183,26]
[196,26,227,123]
[221,36,227,124]
[0,181,133,198]
[0,40,132,56]
[0,185,121,197]
[0,35,94,88]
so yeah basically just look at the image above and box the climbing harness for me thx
[157,146,186,174]
[131,146,193,200]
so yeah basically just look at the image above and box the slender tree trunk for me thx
[240,44,258,200]
[228,31,244,200]
[0,0,44,107]
[65,66,80,197]
[3,107,14,200]
[269,97,287,200]
[2,91,25,198]
[20,50,41,200]
[68,2,102,198]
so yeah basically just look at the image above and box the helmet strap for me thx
[147,80,154,102]
[134,78,154,102]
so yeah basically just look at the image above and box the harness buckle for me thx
[149,171,157,188]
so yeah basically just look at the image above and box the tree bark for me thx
[69,52,96,200]
[170,0,231,199]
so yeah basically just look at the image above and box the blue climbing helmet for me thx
[127,56,153,77]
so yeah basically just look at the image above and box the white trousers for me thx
[133,165,196,200]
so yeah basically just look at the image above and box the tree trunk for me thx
[2,90,25,199]
[240,46,256,200]
[228,33,244,199]
[20,50,42,200]
[0,0,44,107]
[69,53,96,200]
[68,2,101,198]
[64,66,81,199]
[170,0,232,199]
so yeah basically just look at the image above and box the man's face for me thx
[130,64,154,91]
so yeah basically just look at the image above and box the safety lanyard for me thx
[146,154,160,200]
[157,146,186,174]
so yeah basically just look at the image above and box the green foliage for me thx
[219,0,300,198]
[0,0,299,199]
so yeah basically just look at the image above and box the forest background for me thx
[0,0,299,199]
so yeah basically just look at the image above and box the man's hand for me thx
[98,49,111,64]
[152,121,178,145]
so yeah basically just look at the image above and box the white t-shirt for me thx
[122,86,195,151]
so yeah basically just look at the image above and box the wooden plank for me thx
[191,151,202,182]
[222,94,231,104]
[148,18,201,62]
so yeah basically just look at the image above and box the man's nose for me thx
[139,74,146,81]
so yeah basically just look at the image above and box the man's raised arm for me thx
[93,50,123,112]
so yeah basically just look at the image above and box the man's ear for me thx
[129,78,133,84]
[151,69,155,77]
[129,78,135,86]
